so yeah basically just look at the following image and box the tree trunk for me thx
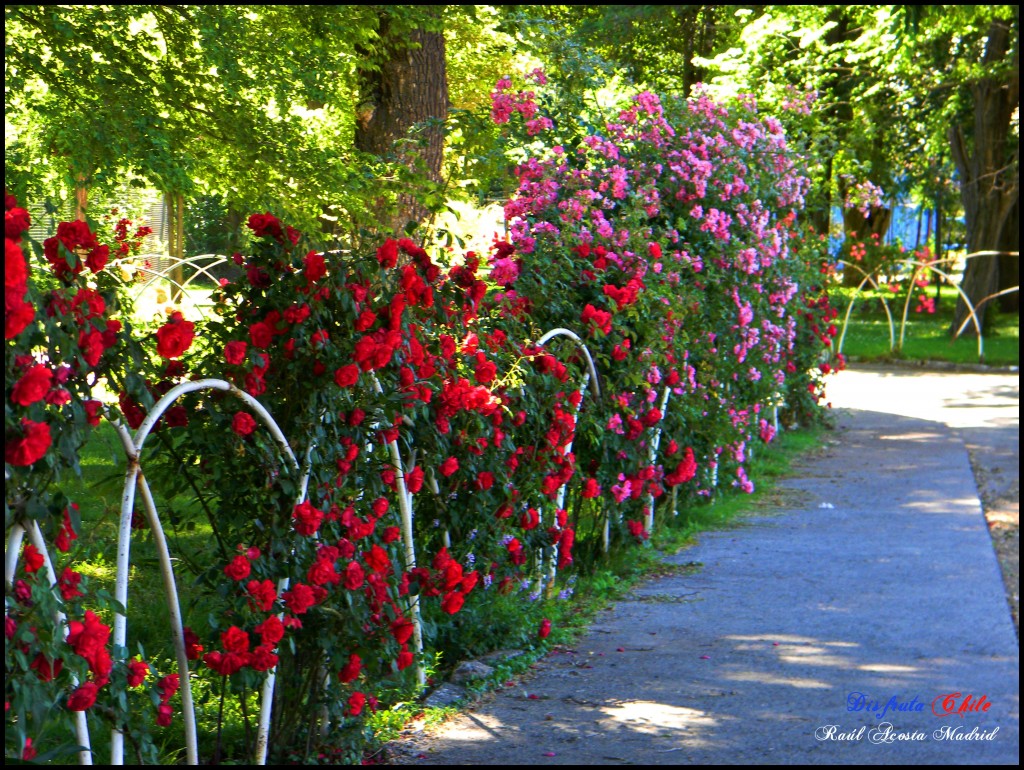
[948,17,1019,337]
[354,12,449,239]
[996,198,1019,313]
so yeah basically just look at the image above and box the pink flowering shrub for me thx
[487,73,833,537]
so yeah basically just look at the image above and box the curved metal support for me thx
[834,261,896,358]
[4,522,26,587]
[6,521,94,764]
[370,373,426,689]
[107,419,199,766]
[544,374,590,594]
[644,387,672,533]
[108,378,303,765]
[256,441,315,766]
[530,327,602,580]
[129,254,230,299]
[535,327,602,400]
[890,257,984,358]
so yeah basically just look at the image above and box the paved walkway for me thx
[397,366,1019,765]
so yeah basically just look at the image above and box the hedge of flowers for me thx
[5,75,840,763]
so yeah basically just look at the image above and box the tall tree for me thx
[942,13,1019,334]
[352,8,449,238]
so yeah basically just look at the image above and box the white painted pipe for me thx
[644,387,671,533]
[23,521,94,764]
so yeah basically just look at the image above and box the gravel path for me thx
[391,366,1019,765]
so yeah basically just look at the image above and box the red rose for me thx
[232,412,257,437]
[224,340,248,365]
[307,557,340,587]
[557,528,575,569]
[303,251,326,284]
[85,244,109,273]
[441,590,465,615]
[333,364,359,388]
[221,625,250,655]
[58,567,83,600]
[397,647,414,671]
[5,207,31,239]
[282,583,317,614]
[292,501,324,536]
[475,471,494,491]
[30,653,63,682]
[156,703,173,727]
[439,456,459,477]
[158,673,180,702]
[405,466,424,493]
[346,691,367,716]
[67,610,112,679]
[391,617,415,645]
[67,682,99,711]
[376,239,399,268]
[247,212,284,241]
[363,545,390,574]
[11,364,51,406]
[5,418,51,466]
[664,447,697,486]
[641,407,663,428]
[338,653,361,684]
[343,561,365,590]
[474,356,497,385]
[127,659,149,687]
[183,626,204,660]
[156,315,195,359]
[5,296,35,339]
[223,554,251,581]
[78,328,105,368]
[83,399,103,427]
[254,615,285,646]
[249,644,279,672]
[23,543,44,573]
[246,579,277,612]
[538,619,552,639]
[582,478,601,498]
[249,321,273,349]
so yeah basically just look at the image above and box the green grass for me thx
[832,285,1019,367]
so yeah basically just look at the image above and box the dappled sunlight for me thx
[878,431,944,441]
[905,498,980,512]
[597,700,718,736]
[434,711,506,743]
[857,663,919,674]
[721,670,831,689]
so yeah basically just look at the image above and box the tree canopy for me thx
[6,5,1019,319]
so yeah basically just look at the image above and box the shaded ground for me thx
[387,365,1019,765]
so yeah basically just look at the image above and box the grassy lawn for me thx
[831,285,1019,367]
